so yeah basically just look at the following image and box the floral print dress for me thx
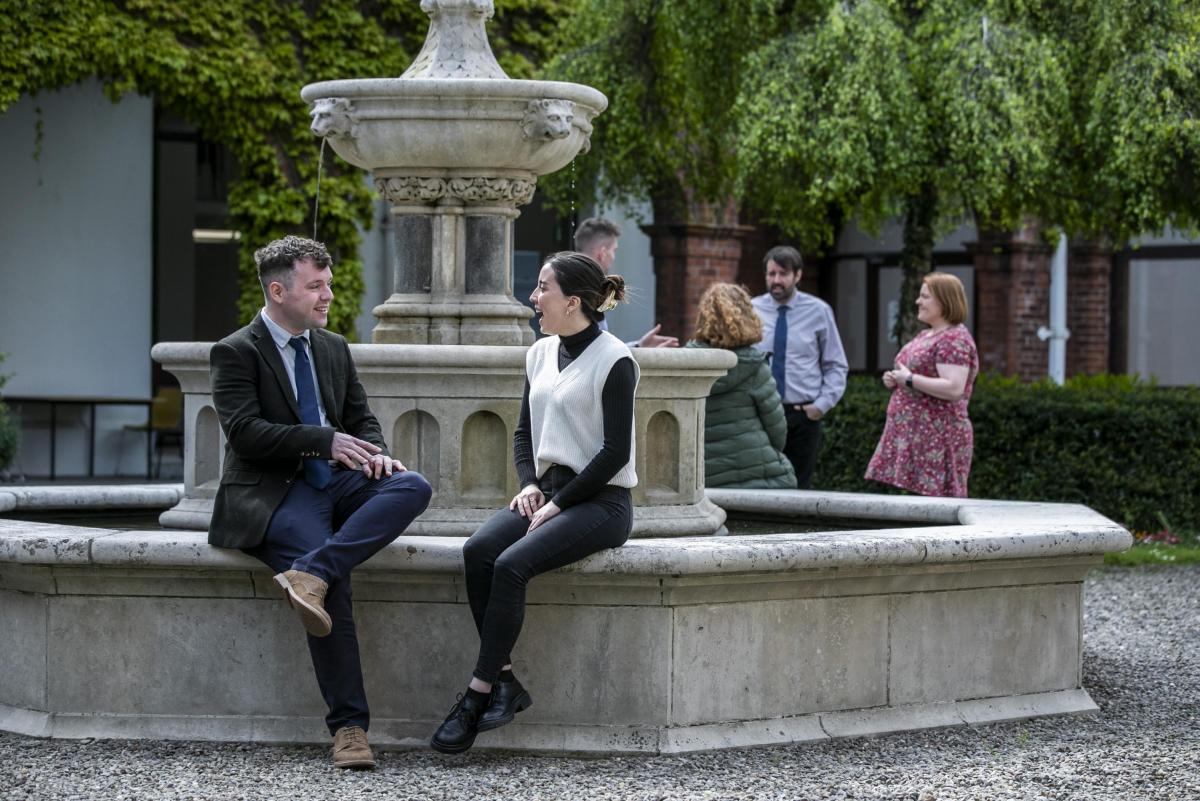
[864,325,979,497]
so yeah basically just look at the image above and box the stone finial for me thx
[402,0,508,80]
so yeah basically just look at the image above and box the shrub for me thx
[813,373,1200,533]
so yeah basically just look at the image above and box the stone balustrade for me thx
[151,342,736,537]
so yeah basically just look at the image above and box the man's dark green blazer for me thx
[208,313,388,549]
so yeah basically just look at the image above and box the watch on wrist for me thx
[905,374,914,388]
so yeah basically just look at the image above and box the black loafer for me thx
[431,693,487,754]
[477,678,533,732]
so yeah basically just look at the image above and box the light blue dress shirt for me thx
[260,308,330,427]
[751,291,849,414]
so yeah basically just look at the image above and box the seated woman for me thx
[686,283,796,489]
[865,272,980,497]
[431,251,638,754]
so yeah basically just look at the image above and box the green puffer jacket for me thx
[686,342,798,489]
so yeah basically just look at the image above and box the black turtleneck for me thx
[513,322,637,510]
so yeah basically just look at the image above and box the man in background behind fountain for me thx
[208,235,433,770]
[752,245,848,489]
[575,217,679,348]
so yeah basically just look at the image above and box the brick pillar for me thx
[968,232,1052,381]
[640,223,754,342]
[1066,241,1113,377]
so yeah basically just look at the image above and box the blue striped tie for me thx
[772,305,788,400]
[289,337,332,490]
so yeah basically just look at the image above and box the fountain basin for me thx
[0,489,1130,753]
[301,79,605,177]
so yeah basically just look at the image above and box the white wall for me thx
[1127,258,1200,385]
[355,194,393,343]
[593,200,656,344]
[0,81,154,477]
[836,219,976,254]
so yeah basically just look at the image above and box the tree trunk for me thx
[892,182,939,345]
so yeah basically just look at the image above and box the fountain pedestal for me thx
[371,181,533,346]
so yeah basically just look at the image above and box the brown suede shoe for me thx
[332,725,376,769]
[273,570,332,637]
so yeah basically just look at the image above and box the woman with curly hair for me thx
[686,283,797,489]
[431,251,639,753]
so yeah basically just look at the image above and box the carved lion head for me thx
[310,98,357,140]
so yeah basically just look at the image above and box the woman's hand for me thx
[509,484,545,519]
[882,370,898,389]
[893,363,914,388]
[527,500,561,532]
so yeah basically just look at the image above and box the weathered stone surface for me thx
[0,491,1131,753]
[0,590,47,710]
[151,343,738,538]
[0,484,182,511]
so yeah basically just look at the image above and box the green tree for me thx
[541,0,796,221]
[0,0,572,338]
[736,0,1069,343]
[1011,0,1200,244]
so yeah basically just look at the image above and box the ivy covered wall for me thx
[0,0,575,338]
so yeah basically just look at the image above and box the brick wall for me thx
[970,236,1052,381]
[640,223,753,341]
[1066,241,1112,377]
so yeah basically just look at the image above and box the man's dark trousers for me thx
[783,407,822,489]
[244,466,431,735]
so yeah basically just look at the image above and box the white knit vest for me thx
[526,331,639,488]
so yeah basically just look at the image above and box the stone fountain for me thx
[153,0,733,537]
[0,0,1130,755]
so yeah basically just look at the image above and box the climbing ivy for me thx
[0,0,574,338]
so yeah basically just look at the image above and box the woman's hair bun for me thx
[600,274,627,304]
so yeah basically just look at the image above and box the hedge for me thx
[812,373,1200,533]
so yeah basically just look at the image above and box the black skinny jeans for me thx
[463,465,633,684]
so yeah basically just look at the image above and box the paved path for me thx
[3,566,1197,801]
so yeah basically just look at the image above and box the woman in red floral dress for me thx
[865,273,979,497]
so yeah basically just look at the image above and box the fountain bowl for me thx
[301,78,606,177]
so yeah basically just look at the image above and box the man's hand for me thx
[330,432,383,471]
[802,404,824,421]
[527,500,562,532]
[637,324,679,349]
[509,484,545,519]
[364,453,406,479]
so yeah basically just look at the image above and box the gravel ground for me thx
[3,565,1197,801]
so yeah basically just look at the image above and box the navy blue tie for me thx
[772,305,789,400]
[288,337,332,490]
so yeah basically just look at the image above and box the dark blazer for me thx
[208,313,388,549]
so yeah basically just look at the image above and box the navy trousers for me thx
[463,467,632,684]
[244,467,432,735]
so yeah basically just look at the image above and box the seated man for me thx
[209,235,432,769]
